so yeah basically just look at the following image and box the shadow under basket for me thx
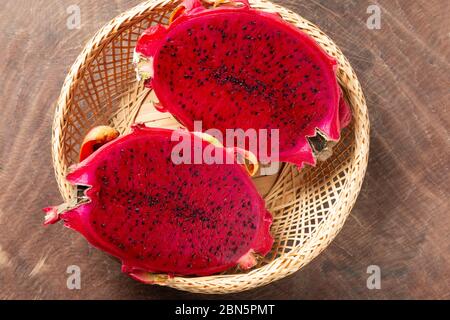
[52,0,370,294]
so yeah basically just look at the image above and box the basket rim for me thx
[51,0,370,294]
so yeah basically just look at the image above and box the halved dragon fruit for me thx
[134,0,351,169]
[44,125,272,279]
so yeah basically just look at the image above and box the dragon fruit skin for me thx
[45,125,273,278]
[134,0,351,169]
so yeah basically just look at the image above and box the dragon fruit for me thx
[44,125,273,279]
[134,0,351,169]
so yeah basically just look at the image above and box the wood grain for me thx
[0,0,448,299]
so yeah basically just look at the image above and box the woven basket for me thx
[52,0,370,294]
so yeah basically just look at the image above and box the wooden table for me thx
[0,0,448,299]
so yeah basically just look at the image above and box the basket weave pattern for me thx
[52,0,370,294]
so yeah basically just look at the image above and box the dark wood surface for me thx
[0,0,448,299]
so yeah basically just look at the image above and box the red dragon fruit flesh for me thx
[44,125,273,280]
[134,0,352,169]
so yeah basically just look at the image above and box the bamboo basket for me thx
[52,0,370,294]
